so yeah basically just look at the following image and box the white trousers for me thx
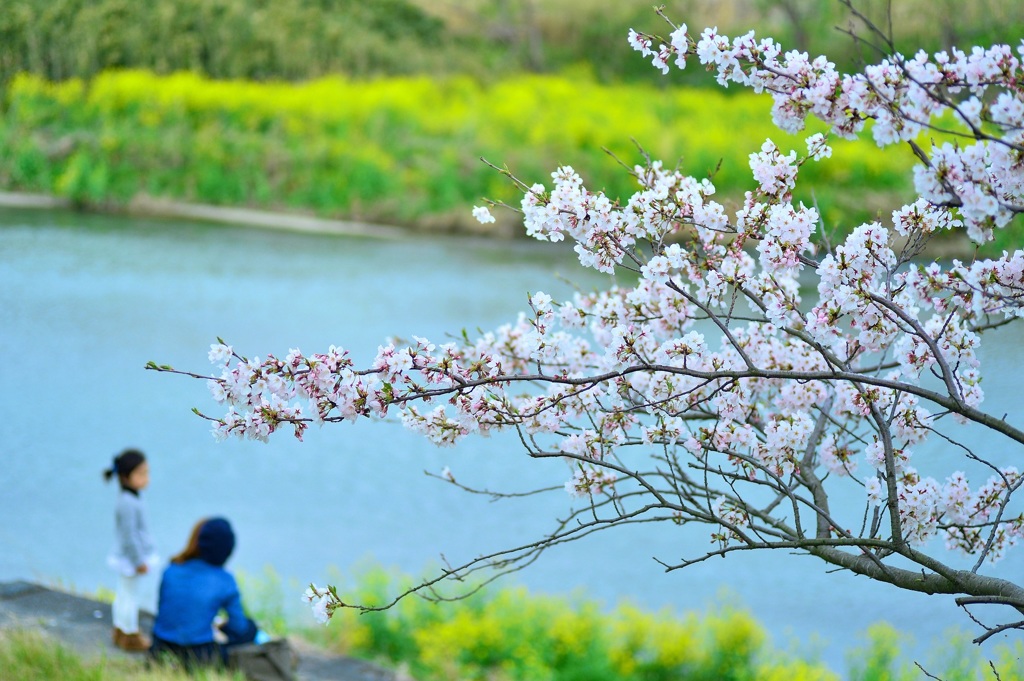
[112,573,140,634]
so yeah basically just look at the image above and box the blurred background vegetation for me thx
[0,0,1021,250]
[3,0,1023,86]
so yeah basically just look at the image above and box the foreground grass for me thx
[0,629,242,681]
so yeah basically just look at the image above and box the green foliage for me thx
[6,0,1021,90]
[989,642,1024,681]
[0,69,920,236]
[847,623,916,681]
[283,565,1024,681]
[235,566,290,638]
[845,624,1024,681]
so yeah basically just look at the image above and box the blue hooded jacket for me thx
[152,518,255,645]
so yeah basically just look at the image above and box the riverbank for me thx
[0,580,405,681]
[0,189,981,261]
[0,191,415,240]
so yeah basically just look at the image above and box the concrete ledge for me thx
[126,196,408,240]
[0,191,73,209]
[0,191,408,240]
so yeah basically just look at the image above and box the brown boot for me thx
[112,627,126,646]
[115,631,151,652]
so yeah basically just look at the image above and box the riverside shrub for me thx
[315,568,836,681]
[299,567,1022,681]
[0,69,914,235]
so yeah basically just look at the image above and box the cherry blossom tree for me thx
[153,2,1024,641]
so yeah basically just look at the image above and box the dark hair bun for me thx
[105,448,146,481]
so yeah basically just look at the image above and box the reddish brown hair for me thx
[171,519,208,564]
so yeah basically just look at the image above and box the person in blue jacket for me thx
[150,517,258,668]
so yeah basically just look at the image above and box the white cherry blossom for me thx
[156,11,1024,633]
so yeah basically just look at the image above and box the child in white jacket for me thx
[105,448,158,651]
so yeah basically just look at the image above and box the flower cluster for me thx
[864,467,1024,555]
[302,584,338,625]
[710,496,751,549]
[629,20,1024,242]
[565,465,618,498]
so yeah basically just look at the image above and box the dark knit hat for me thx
[197,518,235,566]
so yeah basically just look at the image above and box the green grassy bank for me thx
[0,69,917,239]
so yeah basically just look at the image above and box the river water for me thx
[1,206,1021,672]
